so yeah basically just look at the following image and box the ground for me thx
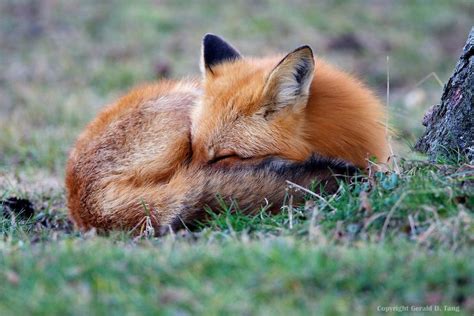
[0,0,473,315]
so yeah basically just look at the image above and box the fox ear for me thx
[260,46,314,116]
[201,34,242,75]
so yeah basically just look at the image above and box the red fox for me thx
[66,80,355,232]
[192,34,389,168]
[65,33,386,232]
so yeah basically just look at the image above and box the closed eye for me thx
[208,153,241,164]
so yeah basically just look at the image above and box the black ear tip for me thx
[202,33,242,69]
[293,45,314,57]
[203,33,220,44]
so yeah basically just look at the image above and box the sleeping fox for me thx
[65,80,354,232]
[65,33,385,232]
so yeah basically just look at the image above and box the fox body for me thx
[192,35,389,168]
[66,80,354,232]
[65,34,385,232]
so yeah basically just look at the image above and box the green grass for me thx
[1,0,473,314]
[1,239,472,315]
[1,161,473,314]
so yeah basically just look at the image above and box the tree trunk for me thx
[415,27,474,163]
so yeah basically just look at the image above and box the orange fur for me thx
[192,47,389,168]
[66,79,351,232]
[65,35,376,232]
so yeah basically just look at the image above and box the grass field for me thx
[1,0,473,315]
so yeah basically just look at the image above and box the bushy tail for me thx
[70,155,356,234]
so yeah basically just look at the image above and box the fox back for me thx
[66,80,199,229]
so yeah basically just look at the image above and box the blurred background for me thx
[1,0,473,176]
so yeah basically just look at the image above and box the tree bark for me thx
[415,27,474,163]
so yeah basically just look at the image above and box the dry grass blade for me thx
[286,180,338,212]
[380,192,407,240]
[359,191,372,214]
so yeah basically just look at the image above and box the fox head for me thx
[191,34,315,166]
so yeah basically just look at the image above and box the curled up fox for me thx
[66,34,389,233]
